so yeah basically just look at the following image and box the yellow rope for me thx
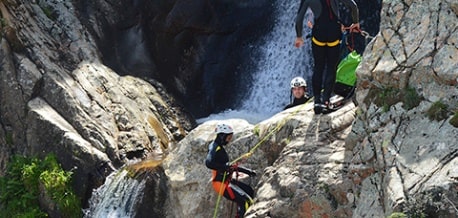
[230,99,311,165]
[213,171,228,218]
[213,99,312,217]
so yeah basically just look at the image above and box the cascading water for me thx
[83,170,146,218]
[238,1,312,114]
[198,1,313,124]
[85,1,311,216]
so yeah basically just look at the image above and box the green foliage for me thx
[0,18,6,29]
[426,101,449,121]
[0,154,81,218]
[387,212,407,218]
[367,86,422,112]
[402,87,421,110]
[253,125,260,137]
[449,111,458,127]
[5,132,13,145]
[40,5,54,20]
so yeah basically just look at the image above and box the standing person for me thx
[284,76,311,110]
[205,123,256,218]
[294,0,359,114]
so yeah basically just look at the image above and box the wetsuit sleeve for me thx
[205,143,230,171]
[295,0,308,37]
[340,0,359,23]
[237,166,256,176]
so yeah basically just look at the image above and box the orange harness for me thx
[211,170,236,200]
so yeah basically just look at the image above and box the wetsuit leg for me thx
[228,182,254,218]
[232,180,254,198]
[312,43,326,104]
[322,45,340,103]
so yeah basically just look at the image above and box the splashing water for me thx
[239,1,313,115]
[198,1,313,124]
[84,169,146,218]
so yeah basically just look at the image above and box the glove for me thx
[225,162,237,171]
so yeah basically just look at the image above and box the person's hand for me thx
[226,162,237,171]
[242,152,252,160]
[294,37,304,48]
[307,21,313,28]
[349,23,360,33]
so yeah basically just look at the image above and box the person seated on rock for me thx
[284,76,311,110]
[205,123,256,218]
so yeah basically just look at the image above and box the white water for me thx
[199,0,313,124]
[86,2,312,216]
[83,170,146,218]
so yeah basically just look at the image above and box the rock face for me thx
[162,0,458,217]
[75,0,273,117]
[1,0,457,217]
[351,0,458,216]
[0,0,193,205]
[163,103,358,218]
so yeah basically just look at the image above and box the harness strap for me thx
[312,37,340,47]
[211,170,236,199]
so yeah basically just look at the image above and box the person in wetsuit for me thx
[205,123,256,218]
[284,76,311,110]
[294,0,359,114]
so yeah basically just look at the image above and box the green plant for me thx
[40,5,54,20]
[426,101,449,121]
[253,125,260,137]
[402,87,421,110]
[0,154,81,218]
[378,88,400,111]
[5,132,13,145]
[449,111,458,127]
[387,212,407,218]
[367,86,422,112]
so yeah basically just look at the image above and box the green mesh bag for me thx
[336,50,361,86]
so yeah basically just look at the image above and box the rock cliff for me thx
[163,0,458,217]
[1,0,457,217]
[0,0,194,203]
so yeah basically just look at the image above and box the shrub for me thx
[402,87,421,110]
[449,111,458,127]
[368,86,422,112]
[426,101,449,121]
[387,212,408,218]
[0,154,81,218]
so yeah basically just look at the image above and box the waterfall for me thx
[238,1,312,115]
[197,1,312,124]
[84,169,146,218]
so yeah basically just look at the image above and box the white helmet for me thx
[215,123,233,134]
[290,76,307,88]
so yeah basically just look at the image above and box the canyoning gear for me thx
[285,76,311,110]
[284,95,311,110]
[312,37,340,47]
[295,0,359,39]
[312,41,340,105]
[290,76,307,88]
[334,50,360,98]
[215,123,234,134]
[295,0,359,115]
[205,129,255,218]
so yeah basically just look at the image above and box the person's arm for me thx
[340,0,360,32]
[295,0,308,38]
[236,166,256,176]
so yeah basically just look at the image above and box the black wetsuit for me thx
[284,95,311,110]
[205,134,255,218]
[295,0,359,105]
